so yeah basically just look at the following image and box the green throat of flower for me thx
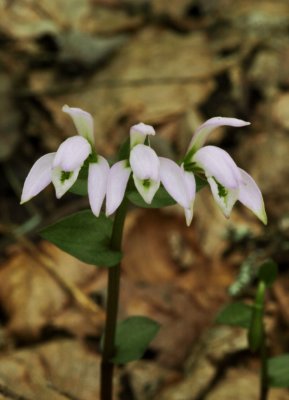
[61,171,73,183]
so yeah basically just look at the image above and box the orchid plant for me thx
[21,106,267,400]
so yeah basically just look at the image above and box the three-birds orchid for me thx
[21,105,109,217]
[182,117,267,225]
[105,122,191,217]
[21,107,267,226]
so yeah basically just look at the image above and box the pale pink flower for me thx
[183,117,267,224]
[21,106,109,217]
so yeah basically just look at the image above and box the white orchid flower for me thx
[183,117,267,224]
[21,105,109,217]
[106,123,191,217]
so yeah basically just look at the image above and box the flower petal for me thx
[53,136,91,171]
[238,168,267,224]
[183,170,196,226]
[52,166,81,199]
[129,144,160,181]
[159,157,190,209]
[186,116,250,155]
[133,175,160,204]
[207,177,239,218]
[21,153,55,204]
[106,161,131,216]
[88,156,110,217]
[130,122,155,148]
[193,145,242,189]
[62,105,95,145]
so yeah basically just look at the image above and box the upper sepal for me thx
[186,116,250,158]
[130,123,155,149]
[62,105,95,145]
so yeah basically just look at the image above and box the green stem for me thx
[100,199,127,400]
[260,319,269,400]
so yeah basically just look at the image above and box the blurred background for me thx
[0,0,289,399]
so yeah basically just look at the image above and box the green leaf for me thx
[112,316,160,364]
[268,354,289,387]
[127,185,176,208]
[40,210,121,267]
[216,302,253,329]
[69,164,88,196]
[258,259,278,286]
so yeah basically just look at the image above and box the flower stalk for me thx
[100,198,128,400]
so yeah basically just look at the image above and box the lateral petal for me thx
[130,122,155,148]
[52,166,81,199]
[53,136,91,171]
[183,170,196,226]
[193,145,242,189]
[88,156,110,217]
[106,161,131,216]
[130,144,160,181]
[207,177,239,218]
[238,168,267,225]
[183,169,196,203]
[159,157,190,208]
[62,105,95,145]
[187,116,250,155]
[133,175,160,204]
[21,153,55,204]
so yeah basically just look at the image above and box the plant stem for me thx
[260,321,269,400]
[100,199,127,400]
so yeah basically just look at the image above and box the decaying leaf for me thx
[0,242,104,339]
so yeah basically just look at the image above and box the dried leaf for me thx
[0,242,104,339]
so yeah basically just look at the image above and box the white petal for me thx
[106,161,131,216]
[183,170,196,226]
[193,146,242,189]
[129,144,160,181]
[62,105,95,145]
[183,169,196,203]
[133,175,160,204]
[159,157,190,208]
[130,122,155,148]
[21,153,55,204]
[52,166,81,198]
[187,116,250,155]
[184,208,194,227]
[88,156,110,217]
[53,136,91,171]
[207,177,239,218]
[238,168,267,224]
